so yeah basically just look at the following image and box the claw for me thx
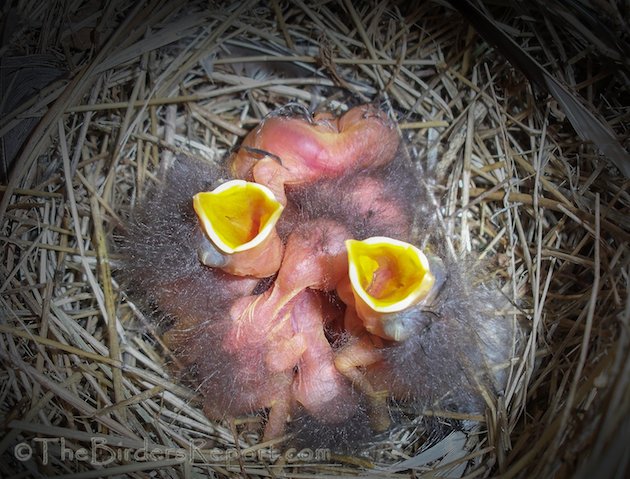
[334,334,391,431]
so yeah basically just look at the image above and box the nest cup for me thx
[1,1,628,478]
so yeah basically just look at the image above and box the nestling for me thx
[118,103,519,447]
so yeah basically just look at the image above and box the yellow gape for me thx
[346,237,435,314]
[193,180,284,254]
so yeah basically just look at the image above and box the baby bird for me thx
[118,103,518,447]
[230,104,400,205]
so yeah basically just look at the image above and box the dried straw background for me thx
[1,1,628,478]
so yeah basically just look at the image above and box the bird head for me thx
[345,237,445,341]
[229,104,400,206]
[193,179,284,278]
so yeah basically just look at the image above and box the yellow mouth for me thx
[193,180,284,254]
[346,237,435,313]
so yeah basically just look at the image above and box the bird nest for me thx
[1,1,628,478]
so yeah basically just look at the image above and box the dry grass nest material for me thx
[1,1,628,478]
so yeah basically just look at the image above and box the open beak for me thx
[345,237,440,341]
[193,180,284,278]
